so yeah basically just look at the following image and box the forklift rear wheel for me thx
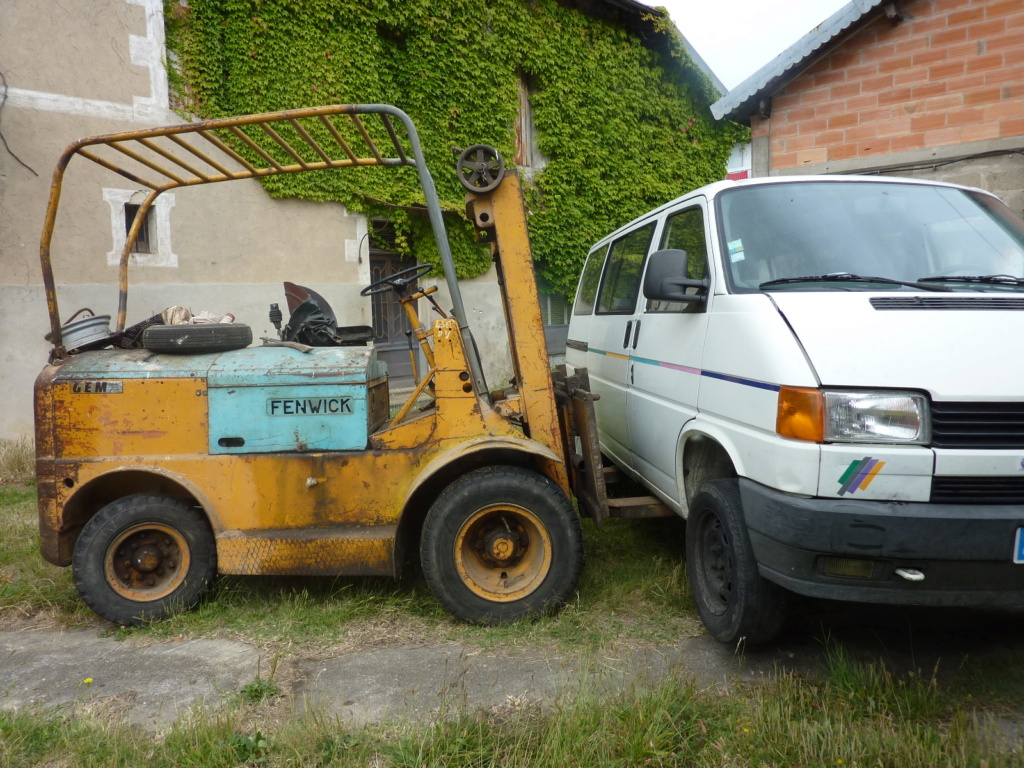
[420,466,583,624]
[72,494,217,626]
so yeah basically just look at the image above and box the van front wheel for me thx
[420,467,583,624]
[686,479,786,645]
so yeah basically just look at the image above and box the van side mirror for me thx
[642,249,709,304]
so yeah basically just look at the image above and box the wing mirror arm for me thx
[642,249,709,304]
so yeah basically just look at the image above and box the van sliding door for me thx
[587,223,656,470]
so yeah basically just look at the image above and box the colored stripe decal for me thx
[587,347,779,392]
[631,356,702,375]
[589,349,629,360]
[699,371,781,392]
[838,457,886,495]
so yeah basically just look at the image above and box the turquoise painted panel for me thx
[54,346,384,384]
[209,383,368,454]
[54,349,216,380]
[208,347,377,387]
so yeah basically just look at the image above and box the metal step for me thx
[605,496,675,519]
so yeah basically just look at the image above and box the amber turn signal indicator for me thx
[777,386,824,442]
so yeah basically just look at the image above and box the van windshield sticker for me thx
[728,239,745,262]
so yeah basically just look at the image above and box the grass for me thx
[115,515,698,651]
[2,486,1023,767]
[0,485,94,628]
[0,437,34,487]
[2,649,1022,768]
[0,483,698,649]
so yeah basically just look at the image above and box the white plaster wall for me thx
[0,0,512,441]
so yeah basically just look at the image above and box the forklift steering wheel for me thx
[360,262,434,297]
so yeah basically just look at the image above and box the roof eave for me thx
[711,0,887,121]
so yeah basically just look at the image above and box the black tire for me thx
[686,479,787,645]
[142,323,251,353]
[72,494,217,626]
[420,466,584,624]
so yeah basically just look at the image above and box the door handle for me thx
[622,320,632,349]
[631,319,641,348]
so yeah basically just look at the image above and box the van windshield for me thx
[716,181,1024,292]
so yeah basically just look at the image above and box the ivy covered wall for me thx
[166,0,747,297]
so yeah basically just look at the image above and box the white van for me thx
[565,175,1024,644]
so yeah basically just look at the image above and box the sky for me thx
[645,0,850,90]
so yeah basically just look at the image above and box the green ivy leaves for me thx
[166,0,747,297]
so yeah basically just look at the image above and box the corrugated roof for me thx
[711,0,886,121]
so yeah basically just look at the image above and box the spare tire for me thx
[142,323,252,354]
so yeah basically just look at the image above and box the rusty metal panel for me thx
[554,366,609,522]
[472,172,569,494]
[217,525,396,576]
[52,377,208,459]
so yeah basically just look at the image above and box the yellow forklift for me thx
[34,104,632,625]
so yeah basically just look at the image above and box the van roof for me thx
[591,174,993,251]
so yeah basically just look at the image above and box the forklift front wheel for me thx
[420,467,583,624]
[72,494,217,626]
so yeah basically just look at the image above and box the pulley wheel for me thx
[457,145,505,194]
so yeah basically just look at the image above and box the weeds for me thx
[240,654,282,704]
[227,729,271,764]
[3,661,1021,768]
[0,486,85,626]
[0,437,33,487]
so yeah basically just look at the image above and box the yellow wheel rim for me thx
[103,523,191,602]
[453,504,552,602]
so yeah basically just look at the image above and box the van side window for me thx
[596,224,655,314]
[648,207,708,312]
[573,245,607,315]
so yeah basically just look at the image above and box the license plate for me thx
[1016,528,1024,564]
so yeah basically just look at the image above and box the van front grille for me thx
[871,296,1024,310]
[930,401,1024,449]
[931,476,1024,504]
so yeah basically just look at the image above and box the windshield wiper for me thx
[760,273,954,292]
[918,274,1024,287]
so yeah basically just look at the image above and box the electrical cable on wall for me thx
[866,148,1024,176]
[0,68,39,177]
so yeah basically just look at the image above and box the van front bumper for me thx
[739,478,1024,606]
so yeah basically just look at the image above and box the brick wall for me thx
[753,0,1024,171]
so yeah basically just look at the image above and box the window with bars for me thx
[124,204,153,254]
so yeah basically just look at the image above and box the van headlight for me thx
[777,387,930,444]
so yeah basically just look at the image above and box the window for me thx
[104,188,177,268]
[538,290,569,326]
[573,245,607,316]
[124,204,153,254]
[717,181,1024,293]
[648,207,708,312]
[515,72,547,173]
[596,224,655,314]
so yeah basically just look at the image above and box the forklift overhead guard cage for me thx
[38,104,487,395]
